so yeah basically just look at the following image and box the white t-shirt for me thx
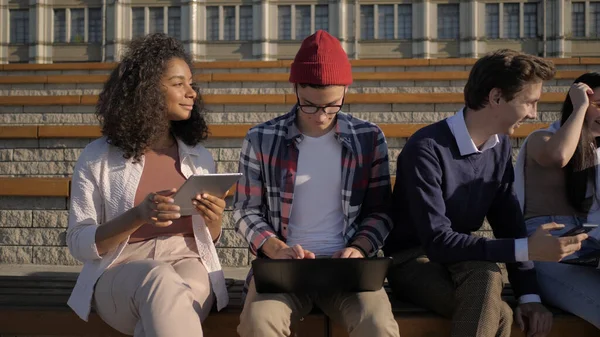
[286,129,346,256]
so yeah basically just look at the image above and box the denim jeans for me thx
[526,215,600,329]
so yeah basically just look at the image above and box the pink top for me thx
[130,143,193,243]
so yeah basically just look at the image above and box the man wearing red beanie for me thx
[233,30,400,337]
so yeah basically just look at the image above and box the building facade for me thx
[1,0,600,63]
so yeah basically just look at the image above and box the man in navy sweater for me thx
[384,49,589,337]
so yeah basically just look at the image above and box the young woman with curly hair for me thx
[66,33,228,337]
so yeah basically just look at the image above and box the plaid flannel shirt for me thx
[233,107,393,285]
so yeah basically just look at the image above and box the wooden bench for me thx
[1,57,598,72]
[0,121,550,199]
[0,92,573,106]
[0,93,573,106]
[0,70,588,84]
[0,123,550,140]
[0,122,550,199]
[0,273,595,337]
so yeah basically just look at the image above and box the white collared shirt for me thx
[446,108,500,155]
[446,108,540,305]
[66,137,229,321]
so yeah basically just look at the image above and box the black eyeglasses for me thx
[295,91,345,115]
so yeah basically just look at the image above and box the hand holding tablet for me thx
[172,173,243,216]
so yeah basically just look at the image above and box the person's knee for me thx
[238,301,291,337]
[358,309,398,331]
[351,309,399,337]
[465,262,504,291]
[349,294,399,336]
[190,281,212,306]
[500,301,513,322]
[139,263,194,301]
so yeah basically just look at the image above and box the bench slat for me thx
[0,70,586,84]
[0,93,569,106]
[0,123,550,142]
[1,58,596,72]
[0,177,71,197]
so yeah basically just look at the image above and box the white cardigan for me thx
[66,137,229,321]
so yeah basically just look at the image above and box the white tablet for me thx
[173,173,243,216]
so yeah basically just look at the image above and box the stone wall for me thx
[0,61,588,266]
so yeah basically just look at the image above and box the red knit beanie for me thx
[289,30,353,86]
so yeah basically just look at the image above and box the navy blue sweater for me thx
[384,120,539,297]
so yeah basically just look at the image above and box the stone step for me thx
[0,103,563,125]
[0,122,541,180]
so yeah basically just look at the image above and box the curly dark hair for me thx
[96,33,209,161]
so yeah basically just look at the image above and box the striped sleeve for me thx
[350,127,394,256]
[232,134,277,255]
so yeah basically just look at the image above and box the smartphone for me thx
[560,224,597,237]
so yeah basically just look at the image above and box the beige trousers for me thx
[94,235,214,337]
[238,277,400,337]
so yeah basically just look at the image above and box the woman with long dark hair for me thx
[515,72,600,329]
[66,33,228,336]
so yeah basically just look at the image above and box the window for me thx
[88,8,102,43]
[397,4,412,39]
[206,6,219,40]
[503,3,520,39]
[278,6,291,40]
[132,7,145,38]
[592,2,600,37]
[485,4,499,39]
[223,6,235,40]
[315,5,329,32]
[10,9,29,44]
[239,5,253,40]
[437,4,459,39]
[524,3,538,38]
[149,7,163,34]
[54,9,66,43]
[361,5,374,40]
[295,5,311,40]
[168,7,181,40]
[70,9,85,42]
[378,5,394,39]
[572,2,585,37]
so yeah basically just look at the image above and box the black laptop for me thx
[251,257,392,294]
